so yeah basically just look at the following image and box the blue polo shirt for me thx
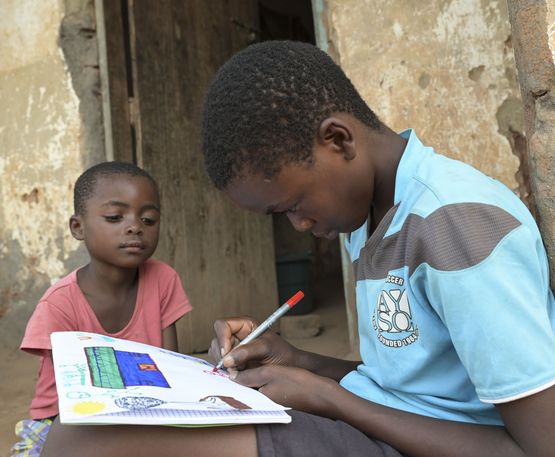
[341,130,555,425]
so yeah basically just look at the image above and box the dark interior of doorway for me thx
[258,0,344,316]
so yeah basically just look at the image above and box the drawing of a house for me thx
[85,347,170,389]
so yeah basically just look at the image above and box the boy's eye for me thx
[141,217,158,226]
[104,215,122,222]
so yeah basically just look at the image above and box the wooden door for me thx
[102,0,278,353]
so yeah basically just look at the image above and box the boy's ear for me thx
[316,117,355,160]
[69,215,84,241]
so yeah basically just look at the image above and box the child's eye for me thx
[141,217,158,226]
[104,215,122,222]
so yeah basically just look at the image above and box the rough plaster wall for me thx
[508,0,555,290]
[321,0,525,196]
[0,0,103,349]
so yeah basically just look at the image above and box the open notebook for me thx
[51,331,291,426]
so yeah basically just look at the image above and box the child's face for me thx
[225,144,372,239]
[72,175,161,269]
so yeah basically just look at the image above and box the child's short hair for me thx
[73,161,158,215]
[202,40,381,190]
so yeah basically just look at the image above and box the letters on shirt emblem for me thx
[372,278,419,348]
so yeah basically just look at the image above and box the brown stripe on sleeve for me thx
[353,203,521,281]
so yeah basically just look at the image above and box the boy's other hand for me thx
[209,317,300,370]
[232,364,342,417]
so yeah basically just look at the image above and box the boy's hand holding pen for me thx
[212,291,304,371]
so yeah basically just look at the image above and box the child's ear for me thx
[69,215,84,241]
[317,117,355,160]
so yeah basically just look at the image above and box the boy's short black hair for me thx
[202,40,380,190]
[73,161,158,215]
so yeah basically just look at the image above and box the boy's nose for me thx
[287,212,314,232]
[126,222,142,234]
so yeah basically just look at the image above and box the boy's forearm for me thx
[293,350,360,381]
[325,386,526,457]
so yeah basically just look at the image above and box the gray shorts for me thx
[256,411,404,457]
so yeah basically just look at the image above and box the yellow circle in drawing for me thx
[72,401,106,415]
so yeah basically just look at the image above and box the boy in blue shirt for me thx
[42,41,555,457]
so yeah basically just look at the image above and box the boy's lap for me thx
[40,410,403,457]
[257,410,404,457]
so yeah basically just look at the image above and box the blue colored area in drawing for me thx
[101,336,115,343]
[114,351,170,388]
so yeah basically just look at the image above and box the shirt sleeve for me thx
[20,298,77,354]
[159,266,193,329]
[422,222,555,403]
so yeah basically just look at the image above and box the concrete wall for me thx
[0,0,530,351]
[0,0,103,349]
[317,0,525,197]
[313,0,527,352]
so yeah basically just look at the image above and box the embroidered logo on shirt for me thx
[372,275,419,348]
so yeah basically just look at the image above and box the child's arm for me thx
[156,262,192,353]
[144,262,192,353]
[162,324,178,351]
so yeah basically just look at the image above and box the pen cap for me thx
[285,291,304,309]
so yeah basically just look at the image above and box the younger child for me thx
[41,42,555,457]
[11,161,192,456]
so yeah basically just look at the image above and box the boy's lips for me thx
[120,240,145,251]
[312,230,338,240]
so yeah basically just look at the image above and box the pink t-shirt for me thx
[21,259,192,419]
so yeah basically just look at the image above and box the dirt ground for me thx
[0,276,353,456]
[0,348,39,456]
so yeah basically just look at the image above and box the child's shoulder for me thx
[140,260,186,300]
[141,259,181,282]
[39,269,80,303]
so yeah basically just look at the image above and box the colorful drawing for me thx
[85,347,170,389]
[72,401,106,415]
[53,332,291,426]
[66,391,91,400]
[204,368,228,378]
[115,396,166,410]
[113,395,252,411]
[96,386,141,400]
[200,395,251,410]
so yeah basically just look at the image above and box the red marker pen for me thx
[214,291,304,370]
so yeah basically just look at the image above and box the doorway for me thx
[257,0,346,331]
[99,0,348,354]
